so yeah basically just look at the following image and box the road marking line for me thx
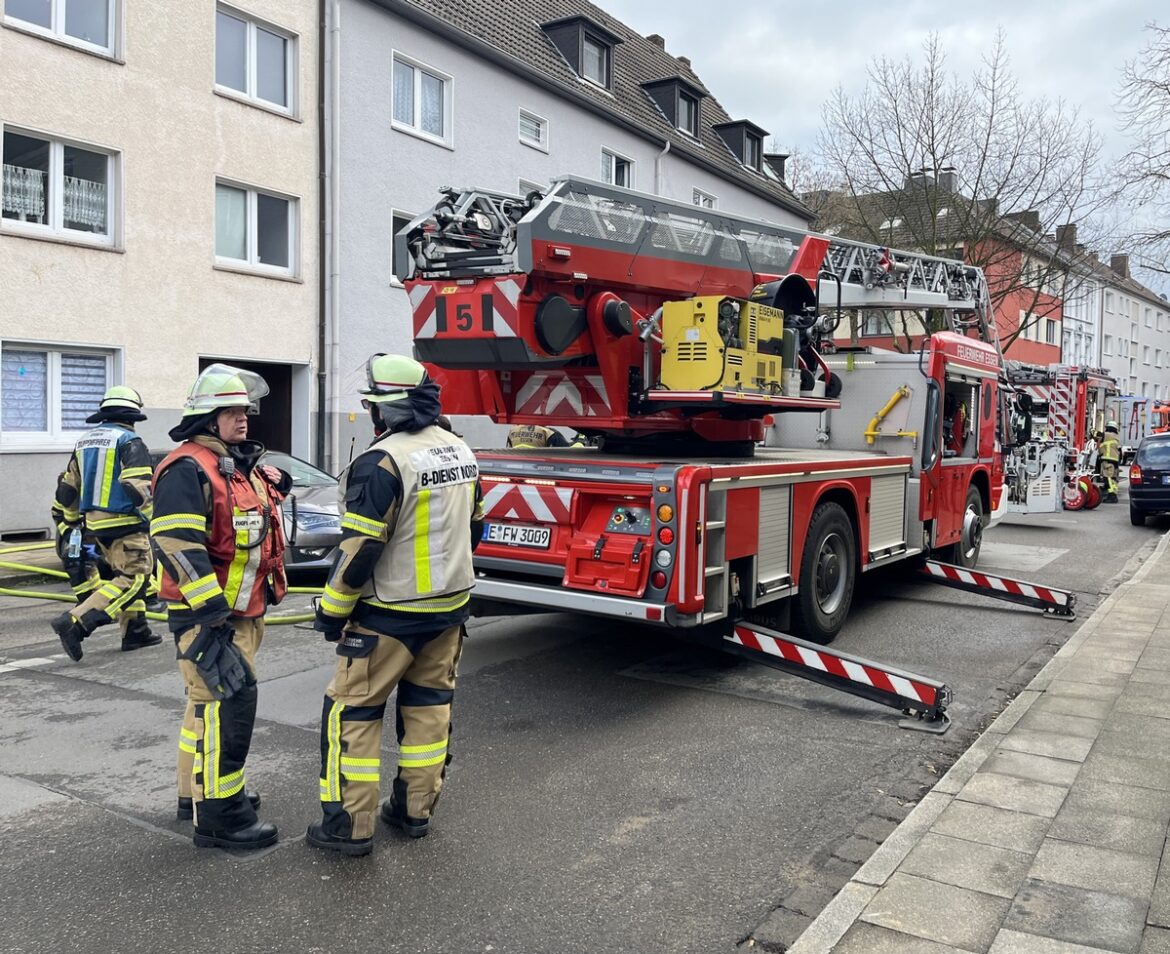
[0,656,63,674]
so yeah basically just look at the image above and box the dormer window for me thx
[642,77,705,137]
[712,120,769,172]
[542,16,622,90]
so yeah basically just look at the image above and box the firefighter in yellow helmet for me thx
[306,353,484,856]
[151,364,290,850]
[50,386,161,660]
[1099,421,1121,503]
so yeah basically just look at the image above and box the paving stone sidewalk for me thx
[790,530,1170,954]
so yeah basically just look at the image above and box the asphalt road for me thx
[0,494,1162,954]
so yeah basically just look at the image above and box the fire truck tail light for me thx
[651,571,667,589]
[645,606,663,621]
[657,504,673,522]
[658,527,674,545]
[655,550,672,568]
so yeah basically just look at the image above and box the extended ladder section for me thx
[726,622,952,732]
[919,560,1077,619]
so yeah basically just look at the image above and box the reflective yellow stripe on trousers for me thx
[320,701,344,802]
[398,737,448,769]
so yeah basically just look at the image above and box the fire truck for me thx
[1002,362,1118,510]
[394,178,1074,729]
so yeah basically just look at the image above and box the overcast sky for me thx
[602,0,1155,162]
[600,0,1162,288]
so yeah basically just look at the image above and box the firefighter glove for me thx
[183,622,251,700]
[312,598,345,642]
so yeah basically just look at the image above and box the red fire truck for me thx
[394,178,1074,729]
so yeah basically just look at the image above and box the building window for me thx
[601,149,633,188]
[391,210,412,285]
[745,133,762,171]
[693,189,716,209]
[1,343,112,446]
[1144,346,1152,365]
[678,92,699,136]
[1045,319,1058,345]
[1104,292,1114,314]
[4,0,115,55]
[215,180,297,276]
[392,52,452,147]
[215,5,295,113]
[860,311,891,337]
[1104,334,1112,355]
[581,33,609,87]
[2,127,116,245]
[518,109,548,152]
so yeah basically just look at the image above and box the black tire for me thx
[1130,505,1146,527]
[947,485,984,569]
[791,502,856,645]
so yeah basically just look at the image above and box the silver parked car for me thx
[264,451,342,572]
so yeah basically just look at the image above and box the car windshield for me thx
[1138,441,1170,467]
[263,451,336,487]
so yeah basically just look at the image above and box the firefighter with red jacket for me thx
[50,386,161,660]
[306,354,484,856]
[151,364,290,850]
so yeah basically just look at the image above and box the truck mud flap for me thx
[920,559,1076,619]
[726,622,952,733]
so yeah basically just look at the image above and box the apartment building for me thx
[1099,255,1170,400]
[0,0,320,536]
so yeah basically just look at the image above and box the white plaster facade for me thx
[0,0,320,536]
[1099,269,1170,401]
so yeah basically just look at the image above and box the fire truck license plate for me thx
[485,523,551,549]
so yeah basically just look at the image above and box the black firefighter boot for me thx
[379,779,430,838]
[121,617,162,652]
[306,804,373,857]
[50,612,88,662]
[177,791,260,821]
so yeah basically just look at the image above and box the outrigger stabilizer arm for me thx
[919,560,1077,619]
[725,622,952,734]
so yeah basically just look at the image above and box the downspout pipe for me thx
[315,0,328,469]
[654,138,671,195]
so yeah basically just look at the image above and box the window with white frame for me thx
[581,32,610,87]
[1104,334,1113,355]
[860,310,891,337]
[215,180,297,275]
[678,92,699,137]
[5,0,115,55]
[215,5,296,113]
[745,133,762,172]
[392,53,452,146]
[518,109,548,151]
[601,149,633,188]
[1045,318,1058,345]
[1,343,112,446]
[391,210,412,284]
[693,188,716,209]
[1144,346,1152,365]
[2,127,116,244]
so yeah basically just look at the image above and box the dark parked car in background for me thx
[148,450,341,571]
[1128,434,1170,526]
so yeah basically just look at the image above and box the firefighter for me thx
[943,392,969,457]
[50,386,161,660]
[151,364,290,849]
[1099,421,1121,503]
[306,353,484,856]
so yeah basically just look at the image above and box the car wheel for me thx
[790,501,856,646]
[1130,505,1146,527]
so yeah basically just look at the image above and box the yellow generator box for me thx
[660,296,785,393]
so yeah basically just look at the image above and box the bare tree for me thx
[814,32,1112,352]
[1118,22,1170,277]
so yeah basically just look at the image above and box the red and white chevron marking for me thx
[483,482,573,523]
[921,561,1071,608]
[410,279,521,339]
[727,625,941,708]
[514,372,611,417]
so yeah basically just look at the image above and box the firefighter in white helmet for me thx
[1099,421,1121,503]
[306,353,484,856]
[151,364,291,850]
[50,386,161,660]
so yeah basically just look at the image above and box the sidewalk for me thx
[790,530,1170,954]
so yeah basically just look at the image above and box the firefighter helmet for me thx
[360,353,429,403]
[180,363,269,417]
[1106,420,1119,432]
[98,385,145,412]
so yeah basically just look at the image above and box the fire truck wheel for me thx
[948,486,984,569]
[791,501,856,645]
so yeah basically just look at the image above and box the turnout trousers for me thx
[1101,459,1119,495]
[175,617,263,831]
[318,623,462,840]
[68,531,152,637]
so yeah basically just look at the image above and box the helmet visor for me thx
[184,363,270,416]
